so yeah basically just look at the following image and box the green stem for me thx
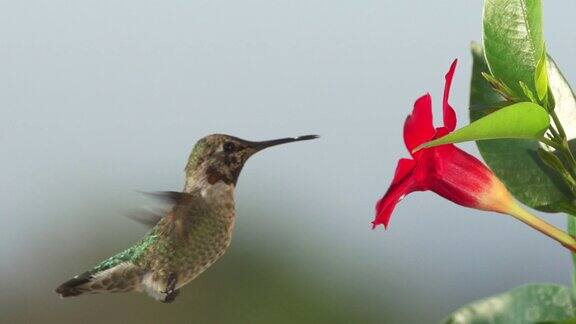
[560,150,576,185]
[539,138,562,150]
[549,125,561,139]
[546,110,576,184]
[550,109,568,140]
[549,109,576,164]
[569,216,576,294]
[563,147,576,176]
[507,203,576,253]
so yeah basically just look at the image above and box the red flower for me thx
[373,59,576,253]
[373,60,515,229]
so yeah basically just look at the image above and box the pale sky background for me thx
[2,1,576,323]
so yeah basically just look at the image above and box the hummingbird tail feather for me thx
[55,271,92,297]
[55,262,142,298]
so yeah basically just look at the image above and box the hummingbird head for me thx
[185,134,319,186]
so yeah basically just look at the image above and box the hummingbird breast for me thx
[138,182,236,291]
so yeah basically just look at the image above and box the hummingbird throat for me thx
[184,162,238,196]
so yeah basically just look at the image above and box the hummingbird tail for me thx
[55,271,92,297]
[55,262,142,298]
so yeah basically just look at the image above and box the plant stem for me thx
[545,109,576,183]
[568,216,576,294]
[549,126,561,139]
[563,145,576,174]
[507,203,576,253]
[539,138,562,150]
[560,150,576,185]
[550,108,568,140]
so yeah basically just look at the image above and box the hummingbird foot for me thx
[162,289,180,303]
[160,272,179,303]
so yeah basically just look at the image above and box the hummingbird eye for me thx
[223,142,236,153]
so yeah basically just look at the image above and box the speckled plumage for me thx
[138,185,236,296]
[55,133,317,302]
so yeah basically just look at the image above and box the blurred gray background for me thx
[2,1,576,323]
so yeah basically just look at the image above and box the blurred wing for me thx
[126,191,196,228]
[126,208,165,227]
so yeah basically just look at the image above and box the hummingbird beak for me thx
[245,135,320,152]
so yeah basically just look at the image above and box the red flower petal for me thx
[442,59,458,131]
[429,145,513,213]
[403,94,436,153]
[391,158,416,185]
[415,144,488,209]
[374,158,417,229]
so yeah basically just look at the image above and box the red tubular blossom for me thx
[374,59,576,253]
[374,60,514,229]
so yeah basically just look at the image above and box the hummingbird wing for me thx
[126,208,165,227]
[140,191,192,205]
[126,191,195,228]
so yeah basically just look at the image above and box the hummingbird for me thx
[55,134,318,303]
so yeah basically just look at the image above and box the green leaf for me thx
[483,0,544,100]
[539,319,576,324]
[548,56,576,142]
[470,43,573,212]
[537,148,573,182]
[536,47,549,103]
[520,81,538,103]
[482,72,516,100]
[444,284,575,324]
[416,102,549,151]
